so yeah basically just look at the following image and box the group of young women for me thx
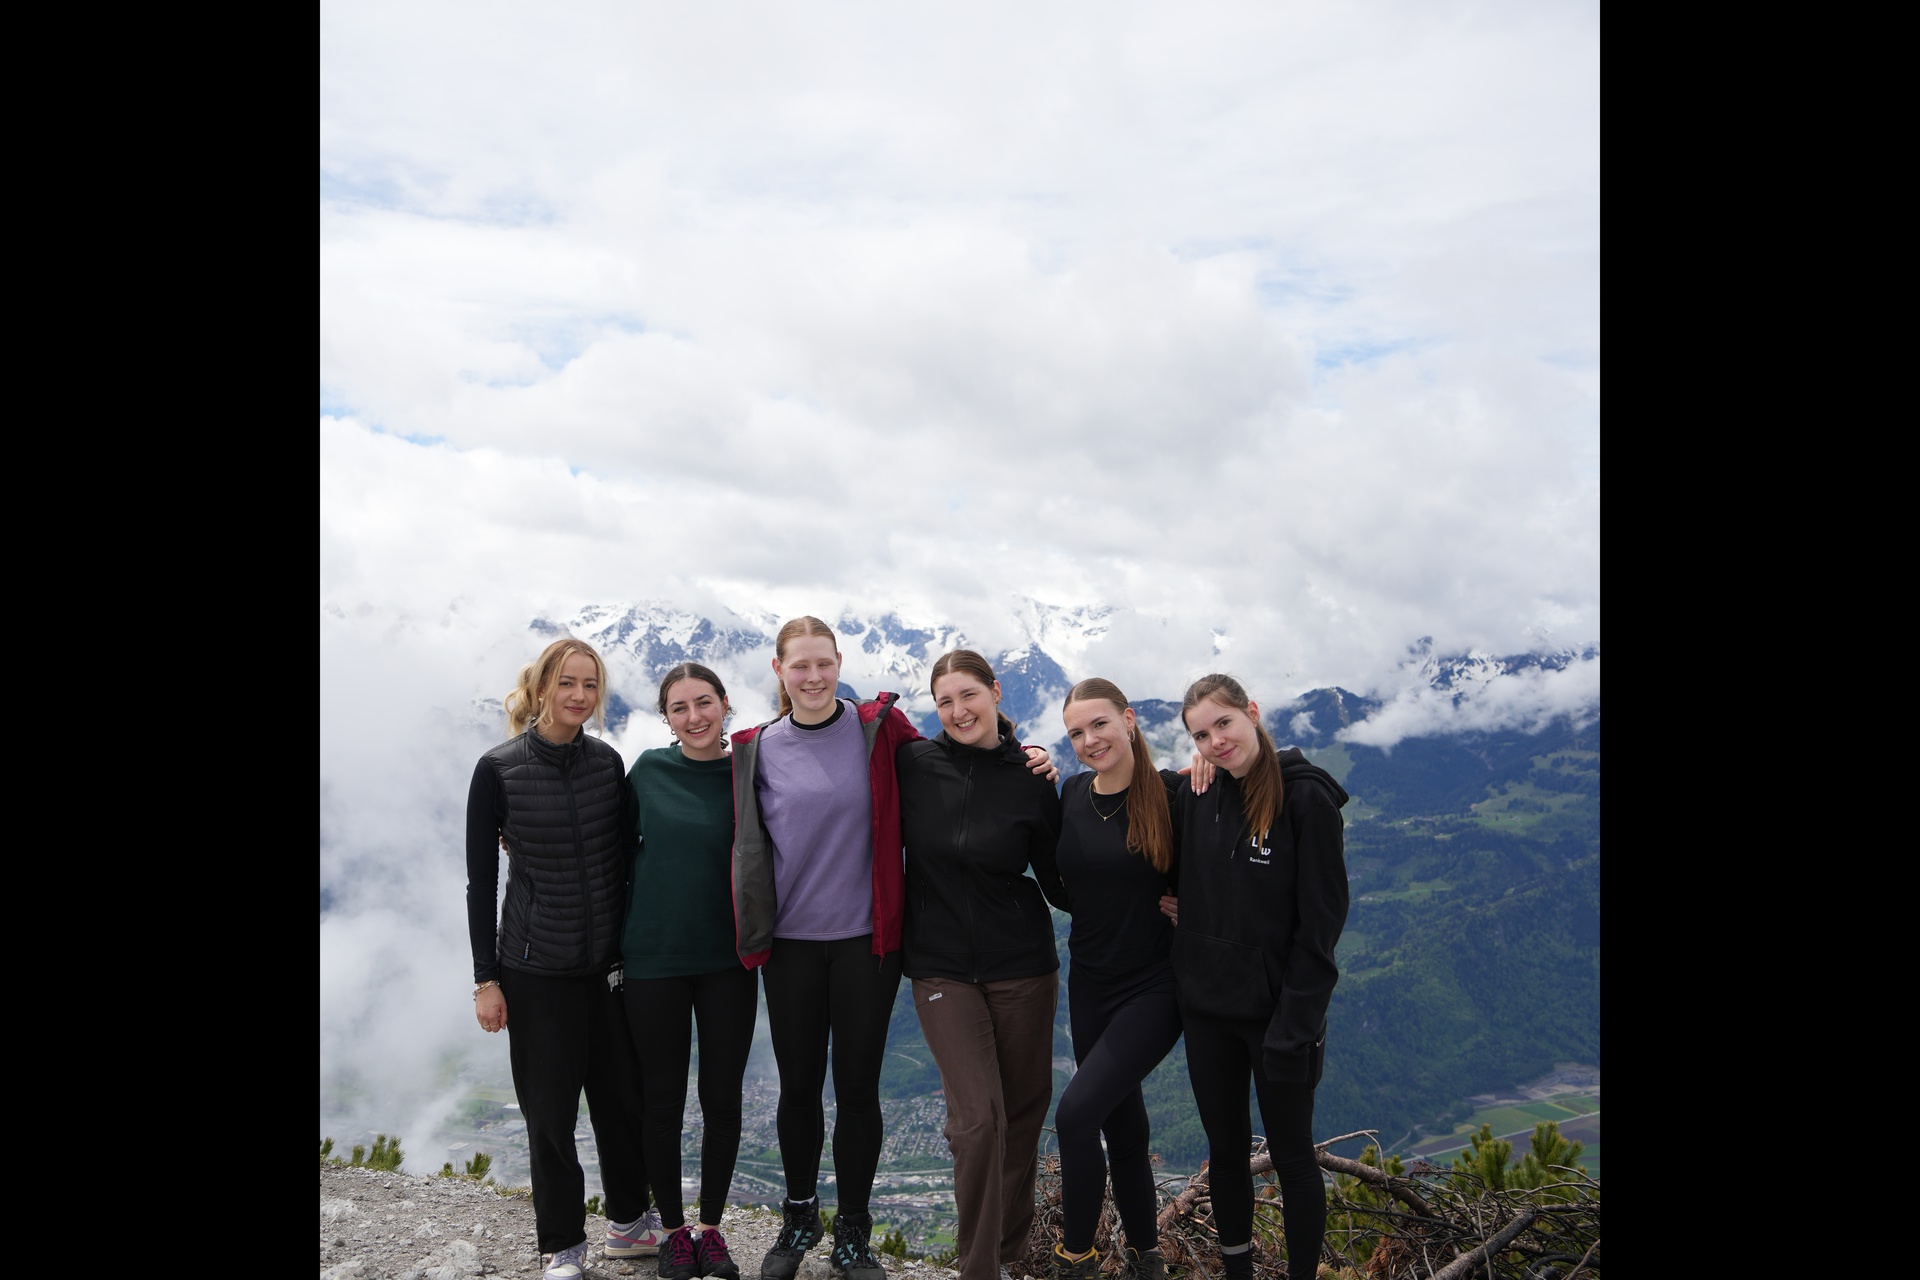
[467,619,1350,1280]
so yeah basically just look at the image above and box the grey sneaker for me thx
[607,1206,668,1257]
[545,1240,589,1280]
[828,1209,885,1280]
[761,1200,825,1280]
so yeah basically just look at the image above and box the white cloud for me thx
[1340,653,1602,748]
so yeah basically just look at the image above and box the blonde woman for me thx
[466,637,654,1280]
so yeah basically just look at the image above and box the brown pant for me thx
[912,973,1060,1280]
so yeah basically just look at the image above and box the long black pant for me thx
[499,967,650,1254]
[624,965,760,1228]
[760,934,903,1214]
[1056,963,1183,1254]
[1182,1011,1324,1273]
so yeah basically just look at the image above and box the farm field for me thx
[1403,1088,1601,1182]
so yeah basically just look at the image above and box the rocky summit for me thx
[320,1164,963,1280]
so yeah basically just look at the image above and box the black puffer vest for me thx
[487,728,629,977]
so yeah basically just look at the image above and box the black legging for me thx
[1182,1011,1325,1272]
[624,965,760,1228]
[1055,963,1183,1254]
[760,934,904,1214]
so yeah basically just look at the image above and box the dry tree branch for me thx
[1427,1209,1538,1280]
[1310,1150,1439,1219]
[1561,1236,1600,1279]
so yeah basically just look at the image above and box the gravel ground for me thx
[320,1165,966,1280]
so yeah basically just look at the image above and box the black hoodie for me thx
[896,730,1068,983]
[1172,747,1350,1083]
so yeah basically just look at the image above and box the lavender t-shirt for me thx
[755,700,875,940]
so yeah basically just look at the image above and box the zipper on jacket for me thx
[961,761,978,983]
[564,748,597,970]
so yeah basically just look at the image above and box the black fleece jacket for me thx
[896,729,1067,983]
[1172,748,1349,1083]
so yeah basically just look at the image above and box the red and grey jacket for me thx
[728,693,922,967]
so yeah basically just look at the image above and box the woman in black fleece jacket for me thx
[1175,674,1349,1280]
[896,650,1065,1280]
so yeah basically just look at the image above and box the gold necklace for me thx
[1089,783,1127,821]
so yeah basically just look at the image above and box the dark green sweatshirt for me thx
[622,745,740,979]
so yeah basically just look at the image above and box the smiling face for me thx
[1183,694,1263,779]
[542,652,602,742]
[664,676,729,761]
[933,670,1003,749]
[1063,696,1136,787]
[773,633,842,724]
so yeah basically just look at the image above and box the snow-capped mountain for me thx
[521,599,1598,773]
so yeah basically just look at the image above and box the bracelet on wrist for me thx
[473,980,500,998]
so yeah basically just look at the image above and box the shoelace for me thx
[832,1239,881,1272]
[696,1231,734,1265]
[663,1229,699,1269]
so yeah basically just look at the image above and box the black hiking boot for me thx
[1053,1246,1101,1280]
[1123,1247,1166,1280]
[828,1209,886,1280]
[760,1200,824,1280]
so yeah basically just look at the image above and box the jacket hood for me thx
[1277,746,1349,808]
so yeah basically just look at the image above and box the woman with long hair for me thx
[619,662,757,1280]
[1175,673,1349,1280]
[731,619,1055,1280]
[895,650,1066,1280]
[1047,678,1186,1280]
[466,637,654,1280]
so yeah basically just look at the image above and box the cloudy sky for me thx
[320,0,1598,1152]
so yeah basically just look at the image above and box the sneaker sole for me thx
[607,1242,664,1258]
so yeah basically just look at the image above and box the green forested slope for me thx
[878,723,1600,1166]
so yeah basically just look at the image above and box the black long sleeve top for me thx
[1055,769,1182,981]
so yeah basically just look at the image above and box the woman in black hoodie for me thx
[1174,674,1350,1280]
[896,650,1066,1280]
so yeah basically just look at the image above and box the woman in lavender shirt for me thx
[729,617,1053,1280]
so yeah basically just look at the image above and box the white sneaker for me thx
[607,1206,669,1256]
[546,1241,589,1280]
